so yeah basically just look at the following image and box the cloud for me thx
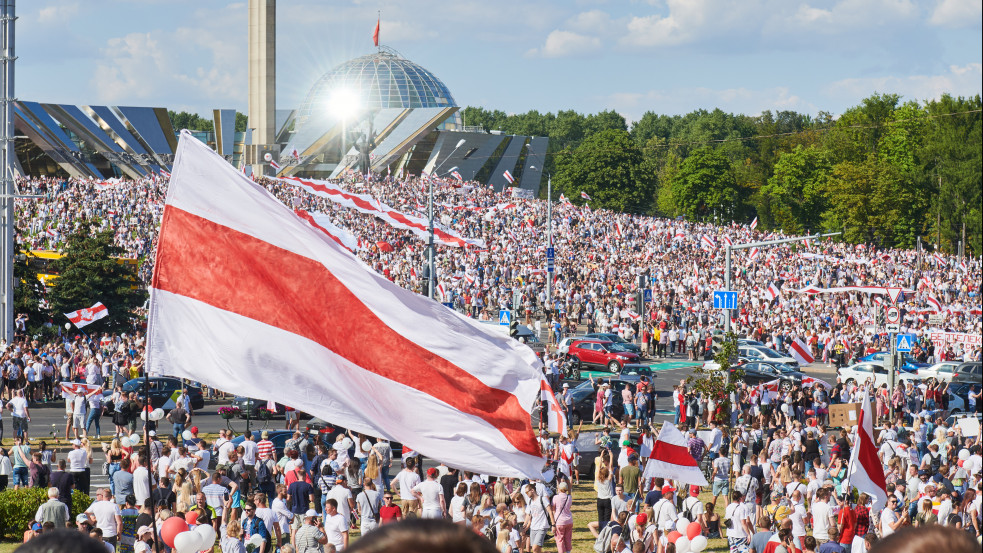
[528,30,602,58]
[824,63,983,103]
[928,0,982,27]
[37,2,79,23]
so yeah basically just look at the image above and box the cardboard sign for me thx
[829,403,861,428]
[956,417,980,437]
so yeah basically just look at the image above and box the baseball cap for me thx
[189,426,198,434]
[148,430,157,436]
[426,467,439,478]
[137,525,153,536]
[71,439,81,446]
[76,514,89,524]
[636,513,648,526]
[31,522,42,532]
[661,485,675,496]
[336,475,347,483]
[690,485,700,497]
[304,509,319,518]
[622,439,631,446]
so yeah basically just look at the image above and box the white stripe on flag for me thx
[789,338,815,365]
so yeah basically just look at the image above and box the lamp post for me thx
[428,138,466,300]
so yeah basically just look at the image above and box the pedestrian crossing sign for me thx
[499,310,511,325]
[896,334,913,352]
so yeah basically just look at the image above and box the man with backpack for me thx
[256,451,277,500]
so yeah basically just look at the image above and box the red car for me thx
[567,339,640,372]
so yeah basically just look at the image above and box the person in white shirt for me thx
[132,456,150,507]
[412,467,445,519]
[788,490,807,548]
[393,458,421,516]
[322,498,349,551]
[811,488,835,543]
[880,495,906,536]
[85,488,122,545]
[724,491,753,551]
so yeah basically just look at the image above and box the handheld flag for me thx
[749,216,758,230]
[789,337,815,365]
[846,393,889,510]
[65,302,108,329]
[580,191,591,201]
[641,423,709,486]
[503,170,515,184]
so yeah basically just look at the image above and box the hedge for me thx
[0,488,92,538]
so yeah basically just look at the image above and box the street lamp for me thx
[428,138,466,300]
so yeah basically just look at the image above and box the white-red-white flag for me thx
[270,160,282,171]
[558,193,568,203]
[450,170,463,182]
[641,423,709,486]
[846,393,888,509]
[748,247,760,261]
[926,295,942,312]
[789,337,815,365]
[289,147,300,162]
[294,210,360,253]
[701,235,716,250]
[60,382,102,397]
[580,191,591,201]
[933,252,945,265]
[540,378,568,436]
[749,216,758,230]
[918,277,932,290]
[765,282,780,302]
[722,235,733,246]
[65,302,108,329]
[503,170,515,184]
[147,132,546,478]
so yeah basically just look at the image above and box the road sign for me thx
[928,314,945,325]
[643,289,652,303]
[886,323,900,333]
[546,247,555,272]
[499,310,511,326]
[885,306,901,324]
[885,287,903,303]
[896,334,914,352]
[712,290,739,310]
[546,247,554,261]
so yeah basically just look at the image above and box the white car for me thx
[917,362,960,382]
[739,345,799,368]
[837,362,920,388]
[557,336,579,355]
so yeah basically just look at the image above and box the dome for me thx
[296,47,458,123]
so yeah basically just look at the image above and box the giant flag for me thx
[148,132,546,477]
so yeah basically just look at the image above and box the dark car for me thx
[226,430,321,463]
[583,333,643,356]
[734,360,805,391]
[304,417,404,457]
[230,397,286,419]
[566,377,648,424]
[951,362,982,384]
[859,352,925,374]
[120,377,205,411]
[567,340,641,372]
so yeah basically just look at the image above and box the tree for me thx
[47,226,146,333]
[13,246,50,336]
[762,145,833,234]
[823,156,899,245]
[686,333,743,424]
[235,112,248,132]
[668,147,742,220]
[554,129,656,213]
[168,110,214,132]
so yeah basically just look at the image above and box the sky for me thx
[17,0,983,124]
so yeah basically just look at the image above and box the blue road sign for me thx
[546,247,555,261]
[442,302,455,310]
[499,310,511,326]
[713,290,739,310]
[896,334,914,352]
[643,289,653,303]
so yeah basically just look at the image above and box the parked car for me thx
[230,397,285,419]
[859,352,926,374]
[739,345,799,368]
[565,376,653,424]
[951,362,982,384]
[556,336,579,355]
[303,417,403,456]
[120,377,205,411]
[567,340,641,372]
[583,333,643,356]
[947,382,980,416]
[735,361,805,391]
[737,339,765,347]
[917,362,961,382]
[836,362,919,388]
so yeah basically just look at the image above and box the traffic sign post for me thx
[895,334,914,353]
[885,306,901,333]
[546,247,555,273]
[643,289,652,303]
[713,290,739,310]
[499,310,511,326]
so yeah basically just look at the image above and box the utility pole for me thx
[546,175,552,307]
[427,174,434,300]
[1,1,16,346]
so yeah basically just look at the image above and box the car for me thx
[303,417,404,456]
[618,364,657,383]
[737,339,765,347]
[739,345,799,368]
[734,361,805,391]
[230,397,286,419]
[120,377,205,411]
[945,412,981,430]
[946,382,980,416]
[859,352,926,374]
[951,362,982,384]
[583,333,643,356]
[836,362,920,388]
[556,336,578,355]
[917,362,961,382]
[567,340,641,372]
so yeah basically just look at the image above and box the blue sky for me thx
[18,0,982,123]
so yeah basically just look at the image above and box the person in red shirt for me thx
[379,491,403,524]
[837,496,857,547]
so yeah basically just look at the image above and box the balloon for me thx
[184,511,199,526]
[781,404,790,414]
[676,516,690,529]
[140,409,149,421]
[151,408,165,421]
[160,516,189,548]
[248,534,264,547]
[958,449,970,461]
[686,521,702,540]
[676,536,691,553]
[690,535,708,552]
[194,523,216,546]
[667,531,682,544]
[173,530,204,553]
[806,409,815,416]
[182,430,193,440]
[958,459,964,467]
[129,434,141,446]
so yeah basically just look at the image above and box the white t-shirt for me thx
[413,480,443,513]
[526,494,550,531]
[86,500,121,537]
[395,470,421,499]
[132,466,151,506]
[812,500,832,540]
[790,504,807,537]
[155,456,171,477]
[327,485,354,522]
[880,507,898,536]
[449,495,468,522]
[68,448,88,471]
[255,507,279,539]
[724,502,750,539]
[240,440,257,466]
[217,441,234,465]
[8,396,28,417]
[323,512,348,548]
[194,450,211,471]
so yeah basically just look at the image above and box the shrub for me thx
[0,487,93,538]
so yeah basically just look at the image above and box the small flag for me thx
[450,170,463,182]
[765,282,780,301]
[701,235,716,250]
[641,423,708,486]
[749,216,758,230]
[65,302,109,329]
[373,18,380,47]
[159,168,171,178]
[270,160,282,171]
[558,193,568,203]
[789,337,815,365]
[933,253,945,265]
[722,235,733,246]
[749,247,760,260]
[926,295,941,312]
[580,191,591,201]
[919,277,932,290]
[289,147,300,162]
[503,170,515,184]
[540,378,568,436]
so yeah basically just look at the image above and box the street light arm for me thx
[728,232,842,251]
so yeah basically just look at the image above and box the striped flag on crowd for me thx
[789,337,815,365]
[926,295,942,312]
[933,252,945,265]
[846,394,889,509]
[65,302,109,329]
[701,235,716,250]
[722,235,733,246]
[919,276,933,290]
[748,247,760,261]
[147,132,548,478]
[270,160,282,171]
[749,216,758,230]
[540,379,568,436]
[641,423,708,485]
[451,170,463,182]
[503,170,515,184]
[580,191,591,201]
[765,282,780,301]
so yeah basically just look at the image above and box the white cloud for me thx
[928,0,982,27]
[37,2,79,23]
[528,30,602,58]
[824,63,983,103]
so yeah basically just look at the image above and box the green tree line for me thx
[463,93,981,254]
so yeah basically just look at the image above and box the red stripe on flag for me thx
[294,209,351,252]
[649,440,698,467]
[856,405,888,494]
[790,340,814,364]
[153,207,540,457]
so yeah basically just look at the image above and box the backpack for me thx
[929,452,942,474]
[593,523,614,553]
[256,459,273,484]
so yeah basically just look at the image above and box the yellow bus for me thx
[25,250,140,287]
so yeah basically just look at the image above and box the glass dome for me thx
[296,47,458,123]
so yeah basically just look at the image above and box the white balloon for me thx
[194,523,216,546]
[173,530,204,553]
[675,536,691,553]
[690,535,708,553]
[248,534,264,547]
[129,434,141,447]
[152,408,166,421]
[182,430,193,440]
[676,516,690,529]
[958,449,970,461]
[781,403,790,414]
[140,409,149,420]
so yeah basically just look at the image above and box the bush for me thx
[0,487,92,538]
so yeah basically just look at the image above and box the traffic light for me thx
[509,313,519,339]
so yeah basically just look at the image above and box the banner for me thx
[929,332,982,349]
[509,188,535,199]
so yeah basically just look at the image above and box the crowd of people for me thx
[3,168,982,553]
